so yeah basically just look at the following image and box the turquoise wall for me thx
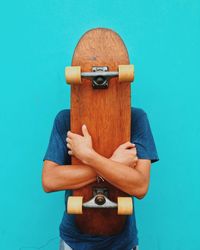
[0,0,199,249]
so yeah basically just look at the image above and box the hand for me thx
[66,125,94,164]
[110,141,138,168]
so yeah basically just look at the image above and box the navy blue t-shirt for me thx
[43,107,159,250]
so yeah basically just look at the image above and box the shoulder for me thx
[55,109,70,122]
[54,109,70,134]
[131,107,150,136]
[131,107,147,123]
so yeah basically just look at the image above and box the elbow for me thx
[135,191,147,200]
[42,175,54,193]
[42,161,58,193]
[135,184,149,199]
[42,178,51,193]
[128,182,149,199]
[42,185,52,193]
[128,189,147,199]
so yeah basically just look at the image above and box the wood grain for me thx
[70,28,131,235]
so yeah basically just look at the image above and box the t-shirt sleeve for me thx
[43,111,71,165]
[131,110,159,163]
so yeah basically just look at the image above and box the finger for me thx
[128,148,137,157]
[67,143,71,149]
[133,148,137,155]
[82,124,90,137]
[121,141,135,149]
[129,147,137,152]
[126,141,135,147]
[67,131,76,138]
[68,150,73,155]
[66,137,72,143]
[127,144,136,149]
[129,148,137,155]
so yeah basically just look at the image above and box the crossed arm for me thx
[42,125,151,199]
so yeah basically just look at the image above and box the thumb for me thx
[121,141,135,149]
[82,124,90,137]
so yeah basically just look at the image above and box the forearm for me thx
[42,162,96,192]
[85,151,147,196]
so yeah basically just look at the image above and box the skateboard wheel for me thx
[117,197,133,215]
[118,65,134,82]
[67,196,83,214]
[65,66,81,84]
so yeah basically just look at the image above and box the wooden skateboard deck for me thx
[65,28,134,235]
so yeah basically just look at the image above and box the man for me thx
[42,107,159,250]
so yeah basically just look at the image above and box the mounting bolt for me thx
[95,194,106,205]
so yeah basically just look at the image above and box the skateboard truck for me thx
[83,66,115,89]
[67,187,133,215]
[83,188,117,208]
[65,64,134,88]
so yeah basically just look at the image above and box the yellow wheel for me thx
[118,64,134,82]
[117,197,133,215]
[65,66,81,84]
[67,196,83,214]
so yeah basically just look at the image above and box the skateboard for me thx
[65,28,134,236]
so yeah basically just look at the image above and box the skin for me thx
[42,125,151,199]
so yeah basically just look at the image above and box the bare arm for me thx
[42,160,96,192]
[84,151,151,198]
[42,124,151,197]
[67,125,151,198]
[42,141,139,193]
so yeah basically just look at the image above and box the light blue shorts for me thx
[59,238,138,250]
